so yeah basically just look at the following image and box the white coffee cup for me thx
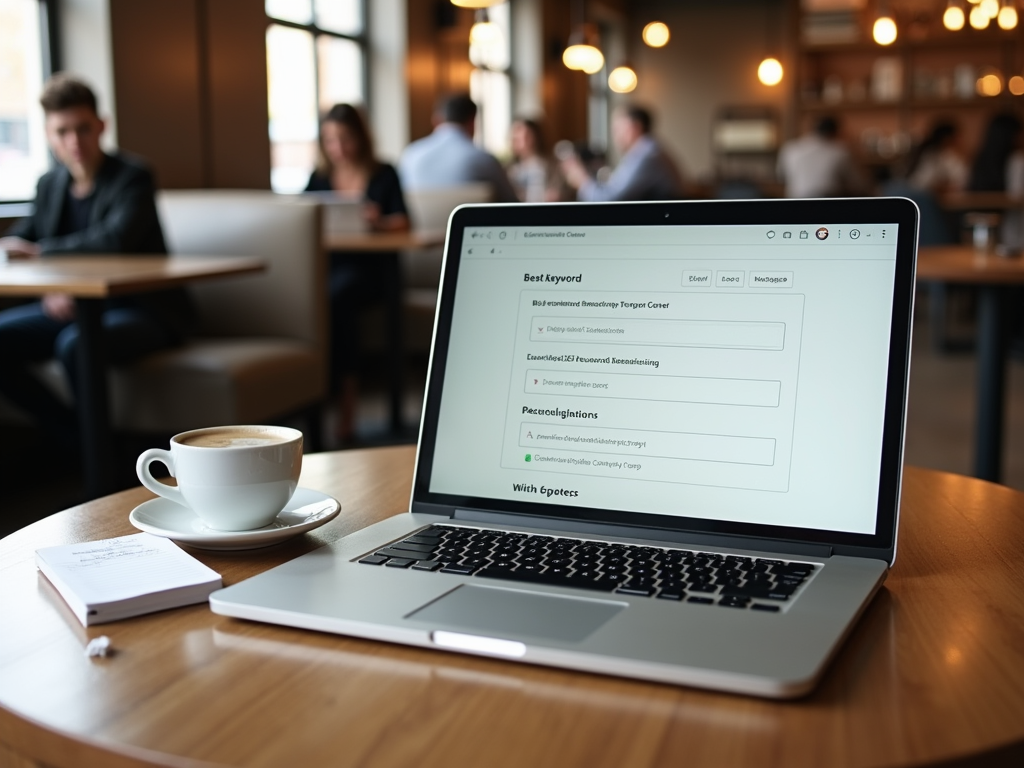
[136,425,303,531]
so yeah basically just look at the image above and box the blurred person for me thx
[398,94,518,202]
[506,118,565,202]
[560,105,685,201]
[777,116,865,198]
[0,74,191,447]
[968,112,1024,251]
[905,120,967,195]
[305,103,410,443]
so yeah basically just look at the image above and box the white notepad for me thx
[35,533,222,626]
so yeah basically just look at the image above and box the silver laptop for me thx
[211,197,918,698]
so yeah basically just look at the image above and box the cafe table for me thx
[0,255,264,498]
[321,231,445,436]
[1,445,1023,768]
[916,245,1024,482]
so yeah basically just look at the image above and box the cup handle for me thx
[136,448,188,508]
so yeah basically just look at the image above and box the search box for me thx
[520,423,776,466]
[525,370,780,407]
[530,316,785,350]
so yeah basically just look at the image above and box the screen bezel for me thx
[411,198,918,559]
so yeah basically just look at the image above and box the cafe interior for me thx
[1,0,1023,530]
[2,1,1024,766]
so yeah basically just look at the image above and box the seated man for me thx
[398,93,519,202]
[560,105,686,201]
[0,74,192,444]
[777,116,866,199]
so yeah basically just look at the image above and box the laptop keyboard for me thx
[357,525,816,612]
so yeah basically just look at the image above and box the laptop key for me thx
[389,542,437,554]
[440,563,477,575]
[751,603,781,612]
[358,555,389,565]
[376,548,435,561]
[411,560,443,571]
[656,589,684,601]
[687,596,714,605]
[719,595,751,608]
[616,586,656,597]
[385,558,414,568]
[475,567,617,592]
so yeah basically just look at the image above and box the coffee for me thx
[178,429,289,448]
[138,425,304,531]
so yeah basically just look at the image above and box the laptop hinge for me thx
[452,509,834,559]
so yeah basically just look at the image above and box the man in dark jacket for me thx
[0,74,192,441]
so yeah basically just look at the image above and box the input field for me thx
[530,316,785,350]
[520,423,776,466]
[525,370,781,407]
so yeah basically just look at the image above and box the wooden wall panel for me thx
[108,0,270,190]
[109,0,205,188]
[205,0,271,189]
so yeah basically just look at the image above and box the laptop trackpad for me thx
[407,584,625,643]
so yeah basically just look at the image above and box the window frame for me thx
[265,2,370,116]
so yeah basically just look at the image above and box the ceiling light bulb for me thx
[944,5,966,29]
[977,72,1003,95]
[608,66,638,93]
[998,4,1018,28]
[1009,75,1024,94]
[450,0,501,8]
[970,4,991,25]
[980,0,1000,16]
[642,21,670,47]
[873,16,898,45]
[757,57,784,86]
[563,44,604,74]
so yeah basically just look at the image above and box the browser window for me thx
[429,223,898,535]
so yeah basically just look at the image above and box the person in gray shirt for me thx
[561,105,685,202]
[398,94,518,203]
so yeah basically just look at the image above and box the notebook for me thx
[37,533,222,626]
[211,197,918,698]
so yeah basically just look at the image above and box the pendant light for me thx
[970,2,991,26]
[997,0,1018,29]
[758,58,784,86]
[979,0,1000,17]
[944,1,966,29]
[563,1,604,75]
[757,1,783,86]
[469,10,499,45]
[873,12,898,45]
[608,65,638,93]
[642,21,670,48]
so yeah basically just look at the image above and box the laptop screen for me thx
[415,200,916,555]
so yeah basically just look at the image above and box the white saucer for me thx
[129,487,341,551]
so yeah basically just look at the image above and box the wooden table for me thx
[2,446,1023,768]
[917,245,1024,482]
[321,231,445,435]
[0,255,264,498]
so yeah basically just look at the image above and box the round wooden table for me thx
[917,245,1024,483]
[2,446,1023,768]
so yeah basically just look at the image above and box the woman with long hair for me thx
[306,104,410,443]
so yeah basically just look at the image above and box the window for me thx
[0,0,49,202]
[469,2,511,159]
[265,0,366,193]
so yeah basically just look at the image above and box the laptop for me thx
[304,191,369,235]
[211,197,918,699]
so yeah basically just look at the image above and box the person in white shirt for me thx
[506,118,565,203]
[560,105,685,202]
[398,94,518,203]
[777,116,865,198]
